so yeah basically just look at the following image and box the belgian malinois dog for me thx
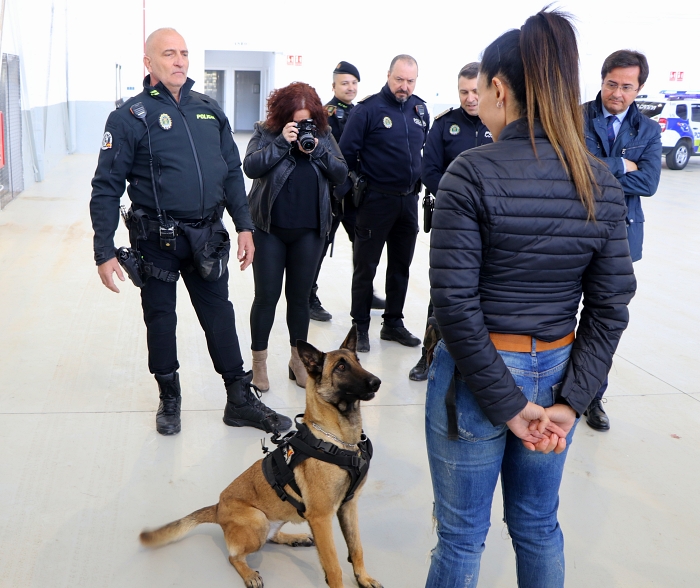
[139,326,383,588]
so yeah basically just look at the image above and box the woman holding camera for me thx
[425,8,636,587]
[244,82,347,390]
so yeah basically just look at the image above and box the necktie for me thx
[606,115,618,152]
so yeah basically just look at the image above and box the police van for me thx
[636,91,700,170]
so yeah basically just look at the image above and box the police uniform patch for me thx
[101,131,113,150]
[413,117,425,127]
[327,105,337,117]
[383,116,393,128]
[159,113,173,130]
[449,124,460,135]
[485,131,493,139]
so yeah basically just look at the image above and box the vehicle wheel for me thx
[666,141,690,170]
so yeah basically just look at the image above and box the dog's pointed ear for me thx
[297,339,325,375]
[340,325,358,353]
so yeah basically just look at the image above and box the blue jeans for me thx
[425,339,578,588]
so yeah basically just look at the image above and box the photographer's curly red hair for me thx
[264,82,329,134]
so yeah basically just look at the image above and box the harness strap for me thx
[261,418,373,517]
[142,262,179,283]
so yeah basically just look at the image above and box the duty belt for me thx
[261,415,373,519]
[367,182,420,197]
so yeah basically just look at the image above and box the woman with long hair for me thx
[244,82,347,391]
[425,8,636,587]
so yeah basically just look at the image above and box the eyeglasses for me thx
[603,81,638,94]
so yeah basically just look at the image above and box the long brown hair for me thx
[264,82,329,135]
[481,8,598,219]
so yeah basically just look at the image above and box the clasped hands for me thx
[506,401,577,454]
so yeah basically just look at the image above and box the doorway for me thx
[234,71,261,132]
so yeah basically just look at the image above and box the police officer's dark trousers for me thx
[137,231,245,381]
[351,189,418,331]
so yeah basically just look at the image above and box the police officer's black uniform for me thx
[408,104,493,379]
[308,61,363,323]
[422,106,492,195]
[90,75,291,435]
[339,83,429,348]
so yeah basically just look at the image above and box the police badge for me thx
[449,124,460,135]
[101,131,113,150]
[383,116,393,129]
[159,113,173,130]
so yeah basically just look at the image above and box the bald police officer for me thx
[90,28,292,436]
[339,54,429,352]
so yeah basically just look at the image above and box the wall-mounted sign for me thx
[287,55,303,66]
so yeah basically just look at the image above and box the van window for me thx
[676,104,688,120]
[692,105,700,123]
[636,101,665,118]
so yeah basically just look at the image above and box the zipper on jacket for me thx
[165,94,205,217]
[401,102,413,193]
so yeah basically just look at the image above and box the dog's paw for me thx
[356,574,383,588]
[270,531,315,547]
[245,571,264,588]
[288,533,315,547]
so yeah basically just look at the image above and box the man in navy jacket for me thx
[583,49,661,430]
[340,54,429,353]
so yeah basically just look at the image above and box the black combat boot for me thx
[154,372,182,436]
[223,371,293,433]
[309,286,332,322]
[408,347,429,381]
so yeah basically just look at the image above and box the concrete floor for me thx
[1,146,699,588]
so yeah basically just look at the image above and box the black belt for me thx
[367,183,420,197]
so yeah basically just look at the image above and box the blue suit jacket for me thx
[584,93,662,261]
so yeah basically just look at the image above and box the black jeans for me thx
[351,190,419,331]
[137,231,245,382]
[251,226,324,351]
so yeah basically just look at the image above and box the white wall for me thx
[2,0,700,184]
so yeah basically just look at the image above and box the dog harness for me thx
[261,415,373,519]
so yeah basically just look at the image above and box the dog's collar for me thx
[310,421,359,451]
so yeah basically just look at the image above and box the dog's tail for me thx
[139,504,218,548]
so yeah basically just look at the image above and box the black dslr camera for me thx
[296,119,317,151]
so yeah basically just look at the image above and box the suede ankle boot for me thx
[251,349,269,391]
[154,372,181,435]
[288,346,307,388]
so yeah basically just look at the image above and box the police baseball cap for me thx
[333,61,360,82]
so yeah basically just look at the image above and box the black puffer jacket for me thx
[243,122,347,236]
[430,119,636,425]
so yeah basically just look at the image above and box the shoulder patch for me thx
[434,107,454,120]
[358,94,375,104]
[326,105,337,117]
[101,131,113,150]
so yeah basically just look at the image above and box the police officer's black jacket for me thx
[325,96,354,144]
[430,118,636,425]
[90,75,253,265]
[243,122,347,236]
[339,84,429,194]
[422,107,492,195]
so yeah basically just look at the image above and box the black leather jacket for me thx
[243,122,348,236]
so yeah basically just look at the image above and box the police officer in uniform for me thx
[308,61,385,322]
[408,61,493,380]
[90,28,291,436]
[339,54,429,352]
